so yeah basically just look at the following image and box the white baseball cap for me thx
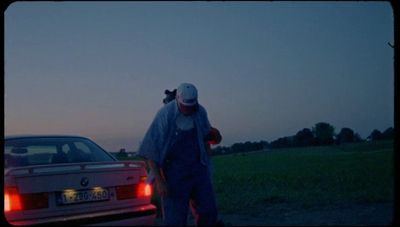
[176,83,198,106]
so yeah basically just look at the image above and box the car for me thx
[4,135,157,226]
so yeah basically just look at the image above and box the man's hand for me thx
[147,159,169,197]
[155,177,168,197]
[206,127,222,145]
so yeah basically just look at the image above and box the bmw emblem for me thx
[80,177,89,187]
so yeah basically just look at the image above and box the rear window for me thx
[4,137,116,168]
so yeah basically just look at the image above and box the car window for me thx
[74,142,91,154]
[5,137,115,168]
[26,146,57,165]
[62,144,70,153]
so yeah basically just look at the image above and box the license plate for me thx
[59,188,109,205]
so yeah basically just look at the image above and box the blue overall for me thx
[161,127,217,226]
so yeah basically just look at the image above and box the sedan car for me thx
[4,135,157,226]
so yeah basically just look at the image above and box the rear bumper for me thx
[7,204,157,226]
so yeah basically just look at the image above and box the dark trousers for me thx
[161,164,217,226]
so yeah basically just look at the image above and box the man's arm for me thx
[146,159,168,196]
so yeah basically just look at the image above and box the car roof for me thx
[4,134,90,140]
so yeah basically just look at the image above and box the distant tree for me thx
[294,128,314,147]
[260,140,270,150]
[231,142,246,153]
[270,136,293,149]
[211,146,223,156]
[224,140,269,153]
[336,128,355,144]
[368,129,382,141]
[353,133,363,142]
[312,122,335,145]
[245,141,264,152]
[116,148,128,159]
[222,146,231,154]
[244,141,253,152]
[382,127,394,140]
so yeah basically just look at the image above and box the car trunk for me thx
[5,161,152,222]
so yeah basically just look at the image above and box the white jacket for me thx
[138,100,212,168]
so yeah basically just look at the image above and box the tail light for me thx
[137,182,152,197]
[115,176,152,200]
[137,176,152,197]
[4,187,22,212]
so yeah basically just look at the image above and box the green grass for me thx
[119,141,394,217]
[212,141,394,216]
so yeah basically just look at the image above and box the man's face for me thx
[178,102,198,116]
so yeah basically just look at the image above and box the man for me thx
[138,83,221,226]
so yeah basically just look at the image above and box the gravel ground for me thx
[154,202,394,226]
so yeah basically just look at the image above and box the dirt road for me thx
[154,202,393,226]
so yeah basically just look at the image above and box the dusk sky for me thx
[5,2,394,152]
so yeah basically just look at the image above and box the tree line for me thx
[211,122,394,156]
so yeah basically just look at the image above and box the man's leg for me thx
[190,170,218,226]
[162,196,190,226]
[161,161,193,226]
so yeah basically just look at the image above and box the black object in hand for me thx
[163,89,177,104]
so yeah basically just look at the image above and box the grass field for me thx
[212,140,394,216]
[123,140,394,218]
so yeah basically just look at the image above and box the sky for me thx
[4,2,394,152]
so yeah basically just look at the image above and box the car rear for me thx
[5,161,157,226]
[4,136,157,226]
